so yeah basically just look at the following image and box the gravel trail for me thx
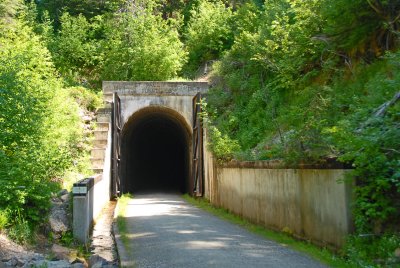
[115,193,327,268]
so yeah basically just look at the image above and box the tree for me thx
[322,0,400,59]
[101,6,187,81]
[49,12,102,85]
[35,0,122,29]
[184,0,234,74]
[0,19,83,232]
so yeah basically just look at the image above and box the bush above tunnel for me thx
[100,4,187,81]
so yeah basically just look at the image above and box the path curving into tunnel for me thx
[120,107,191,194]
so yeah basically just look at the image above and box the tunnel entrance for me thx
[120,107,190,194]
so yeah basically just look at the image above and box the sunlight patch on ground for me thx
[177,230,197,234]
[185,240,226,249]
[126,198,199,218]
[127,232,156,239]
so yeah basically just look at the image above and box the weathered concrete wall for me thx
[93,122,112,218]
[103,81,209,130]
[204,155,353,248]
[73,121,112,244]
[102,81,209,195]
[203,131,218,204]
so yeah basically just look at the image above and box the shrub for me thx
[0,20,85,231]
[184,0,234,74]
[101,6,187,81]
[48,12,103,86]
[0,210,8,231]
[343,233,400,267]
[68,86,102,112]
[7,213,32,245]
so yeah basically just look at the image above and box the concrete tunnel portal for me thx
[120,107,191,194]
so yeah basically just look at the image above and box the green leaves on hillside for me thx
[325,56,400,233]
[207,0,327,155]
[184,0,233,73]
[49,12,103,84]
[101,8,187,81]
[204,0,400,239]
[323,0,400,59]
[44,4,188,85]
[0,21,85,230]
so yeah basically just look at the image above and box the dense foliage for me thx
[183,0,233,73]
[201,0,399,265]
[1,0,399,265]
[0,1,96,242]
[0,18,81,240]
[101,5,187,81]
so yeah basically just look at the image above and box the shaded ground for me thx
[115,193,327,268]
[90,200,118,266]
[0,234,39,261]
[0,200,118,268]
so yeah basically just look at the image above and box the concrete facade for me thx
[204,147,353,248]
[102,81,209,194]
[103,81,209,130]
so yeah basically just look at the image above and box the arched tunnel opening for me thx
[120,107,191,194]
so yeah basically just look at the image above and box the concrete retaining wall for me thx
[93,122,112,217]
[73,123,113,244]
[204,148,353,248]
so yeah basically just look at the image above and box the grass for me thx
[116,193,133,250]
[183,194,352,268]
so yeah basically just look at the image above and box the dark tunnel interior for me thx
[121,110,190,194]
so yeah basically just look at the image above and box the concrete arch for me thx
[120,106,192,194]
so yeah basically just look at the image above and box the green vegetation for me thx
[101,5,187,81]
[344,233,400,267]
[183,195,351,267]
[0,0,98,243]
[0,0,399,266]
[116,194,133,251]
[183,0,233,74]
[199,1,400,266]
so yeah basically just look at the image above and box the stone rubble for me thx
[0,190,118,268]
[49,190,71,239]
[0,243,123,268]
[89,201,118,268]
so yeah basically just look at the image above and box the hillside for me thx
[0,0,399,266]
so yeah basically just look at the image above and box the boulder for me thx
[71,263,85,268]
[4,257,18,267]
[71,258,88,268]
[51,244,78,263]
[395,248,400,258]
[88,255,106,268]
[60,193,70,203]
[49,206,69,236]
[45,260,71,268]
[58,189,68,197]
